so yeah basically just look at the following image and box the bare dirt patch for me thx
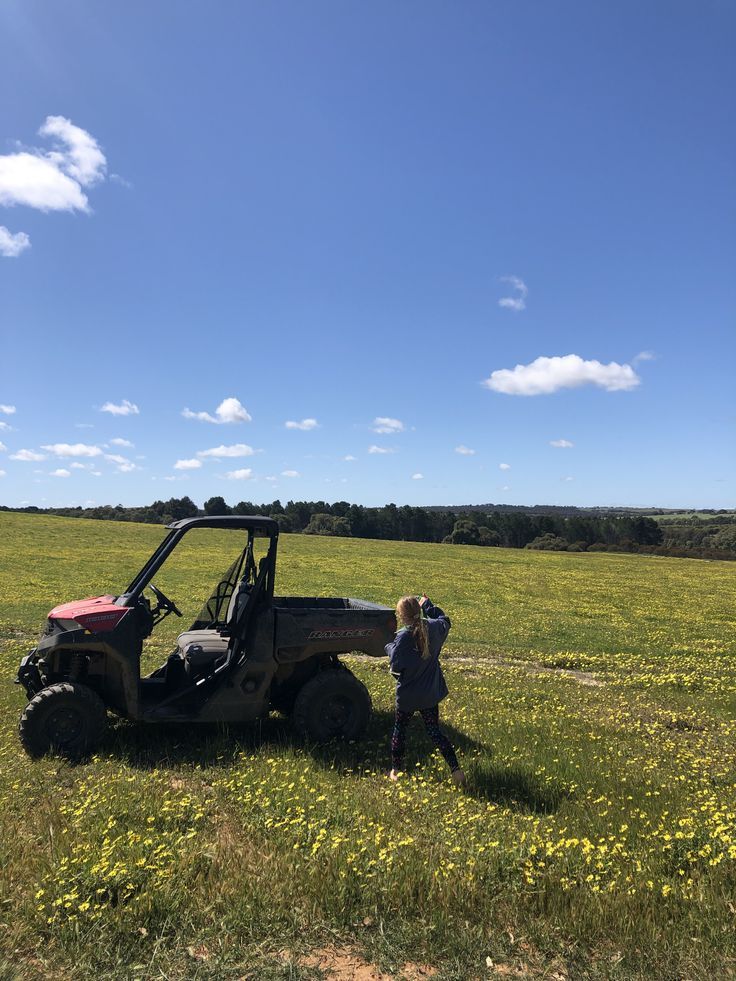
[542,666,605,687]
[288,946,438,980]
[348,652,605,687]
[458,654,605,687]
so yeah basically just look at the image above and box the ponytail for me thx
[396,595,431,658]
[412,616,431,659]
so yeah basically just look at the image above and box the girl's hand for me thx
[419,593,429,607]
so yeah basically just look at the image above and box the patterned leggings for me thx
[391,705,460,773]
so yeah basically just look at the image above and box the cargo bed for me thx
[273,596,395,661]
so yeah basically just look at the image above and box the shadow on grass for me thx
[101,710,564,813]
[465,760,568,813]
[103,709,479,770]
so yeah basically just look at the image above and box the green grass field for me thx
[0,513,734,979]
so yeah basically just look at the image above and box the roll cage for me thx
[118,516,279,610]
[123,516,281,695]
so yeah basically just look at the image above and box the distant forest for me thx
[3,497,734,560]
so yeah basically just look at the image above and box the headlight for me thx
[56,618,82,631]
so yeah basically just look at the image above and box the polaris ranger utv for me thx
[16,516,396,758]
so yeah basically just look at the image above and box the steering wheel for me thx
[148,582,183,618]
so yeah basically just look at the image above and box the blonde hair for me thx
[396,595,430,658]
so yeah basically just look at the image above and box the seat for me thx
[182,642,227,677]
[176,629,228,656]
[176,578,252,658]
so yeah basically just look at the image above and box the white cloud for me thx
[41,442,102,457]
[498,275,528,312]
[0,405,16,415]
[225,468,253,480]
[281,470,300,478]
[0,470,5,477]
[101,399,139,416]
[501,485,510,491]
[103,452,139,473]
[455,445,475,456]
[368,445,396,454]
[0,151,88,212]
[0,442,5,452]
[109,437,133,448]
[0,116,105,219]
[0,226,30,257]
[91,470,102,476]
[343,455,357,461]
[411,473,424,480]
[209,397,251,424]
[70,462,91,470]
[0,422,11,432]
[174,459,202,470]
[10,449,46,461]
[285,418,318,431]
[39,116,106,187]
[550,439,574,448]
[633,350,656,363]
[483,354,640,396]
[197,443,255,459]
[182,397,251,424]
[499,463,511,471]
[110,173,133,189]
[182,409,210,423]
[562,476,575,482]
[50,468,71,478]
[371,417,404,434]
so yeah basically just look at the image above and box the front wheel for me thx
[19,682,107,759]
[292,667,372,742]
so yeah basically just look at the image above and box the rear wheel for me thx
[19,682,107,759]
[293,668,371,742]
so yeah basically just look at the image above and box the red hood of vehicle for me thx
[49,595,129,632]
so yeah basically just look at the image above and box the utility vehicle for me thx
[16,516,396,758]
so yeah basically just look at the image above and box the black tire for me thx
[292,668,372,742]
[19,682,107,760]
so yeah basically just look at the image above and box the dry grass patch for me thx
[285,945,438,980]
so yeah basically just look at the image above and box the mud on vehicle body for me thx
[16,516,396,758]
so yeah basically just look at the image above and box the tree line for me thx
[3,497,734,558]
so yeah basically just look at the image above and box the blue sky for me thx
[0,0,733,510]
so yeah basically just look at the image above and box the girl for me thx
[386,593,465,785]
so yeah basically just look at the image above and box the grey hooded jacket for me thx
[385,599,451,712]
